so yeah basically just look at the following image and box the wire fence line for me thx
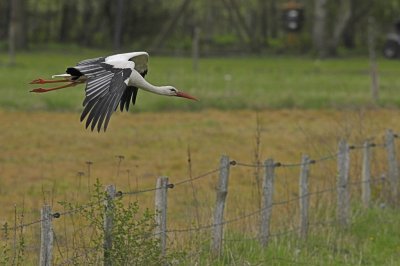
[0,198,106,232]
[150,134,398,260]
[1,164,224,232]
[0,138,386,232]
[1,131,399,265]
[0,146,390,233]
[164,176,384,236]
[222,218,338,242]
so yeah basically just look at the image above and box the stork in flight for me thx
[29,52,198,132]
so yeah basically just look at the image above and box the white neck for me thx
[129,71,169,95]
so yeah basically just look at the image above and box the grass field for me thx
[1,108,400,265]
[1,50,400,264]
[1,50,400,112]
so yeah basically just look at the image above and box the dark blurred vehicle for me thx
[383,20,400,59]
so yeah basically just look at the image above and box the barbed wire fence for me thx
[0,129,399,265]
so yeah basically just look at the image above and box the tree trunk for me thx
[343,23,355,49]
[259,0,268,45]
[328,0,352,55]
[59,0,75,42]
[44,2,52,42]
[227,0,260,52]
[203,0,215,55]
[150,0,191,52]
[113,0,125,51]
[17,0,27,49]
[0,0,9,40]
[8,0,18,65]
[9,0,27,60]
[268,0,278,39]
[221,0,247,45]
[80,0,93,46]
[313,0,328,58]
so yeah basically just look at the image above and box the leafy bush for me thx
[0,219,25,265]
[59,179,181,265]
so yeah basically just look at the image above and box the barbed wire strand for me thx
[57,199,104,217]
[173,166,225,186]
[166,193,324,234]
[41,176,385,243]
[223,219,338,243]
[235,142,386,169]
[122,165,227,196]
[1,198,106,232]
[0,142,388,232]
[2,217,43,232]
[165,176,385,235]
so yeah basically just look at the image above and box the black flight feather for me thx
[65,53,150,131]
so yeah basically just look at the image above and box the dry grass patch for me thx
[0,108,398,219]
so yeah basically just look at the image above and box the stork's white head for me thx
[163,86,198,101]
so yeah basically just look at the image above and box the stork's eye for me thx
[169,88,177,93]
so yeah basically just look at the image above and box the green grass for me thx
[184,206,400,265]
[1,50,400,112]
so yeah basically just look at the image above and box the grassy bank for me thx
[186,206,400,265]
[1,51,400,112]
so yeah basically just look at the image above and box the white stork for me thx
[29,52,198,132]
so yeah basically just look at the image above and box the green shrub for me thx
[59,179,182,265]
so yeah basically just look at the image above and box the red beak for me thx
[176,91,198,101]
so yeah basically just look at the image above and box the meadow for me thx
[2,49,400,112]
[0,50,400,264]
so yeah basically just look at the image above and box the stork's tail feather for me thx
[52,74,72,79]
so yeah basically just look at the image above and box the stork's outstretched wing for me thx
[107,51,149,75]
[114,52,148,113]
[67,60,134,132]
[66,52,150,132]
[118,69,148,113]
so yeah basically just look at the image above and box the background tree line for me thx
[1,0,400,57]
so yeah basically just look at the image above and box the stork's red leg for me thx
[30,82,81,93]
[29,78,70,84]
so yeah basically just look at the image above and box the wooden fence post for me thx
[260,158,275,247]
[155,176,169,259]
[104,185,116,266]
[299,155,310,239]
[385,129,399,206]
[362,140,371,208]
[211,155,230,257]
[40,204,53,266]
[337,139,350,228]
